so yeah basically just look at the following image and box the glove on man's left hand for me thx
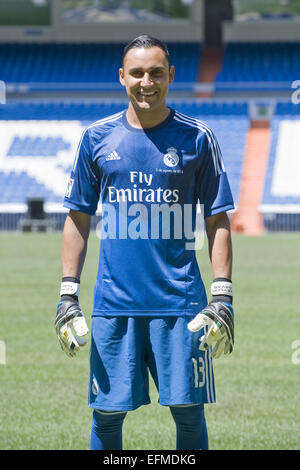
[188,278,234,359]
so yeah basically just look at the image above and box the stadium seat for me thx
[216,42,300,91]
[0,99,249,209]
[0,42,201,91]
[7,136,71,157]
[260,107,300,230]
[0,170,61,203]
[262,117,300,207]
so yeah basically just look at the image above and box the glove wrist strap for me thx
[60,277,80,298]
[211,278,233,304]
[211,278,233,296]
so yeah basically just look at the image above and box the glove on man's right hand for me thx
[55,278,89,358]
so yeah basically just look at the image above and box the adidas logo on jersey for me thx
[106,150,120,161]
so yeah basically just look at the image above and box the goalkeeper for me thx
[55,35,235,451]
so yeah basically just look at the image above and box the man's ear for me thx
[119,68,125,86]
[169,65,175,85]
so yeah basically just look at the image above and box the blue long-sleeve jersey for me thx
[64,108,234,317]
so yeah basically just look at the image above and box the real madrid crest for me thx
[163,147,179,167]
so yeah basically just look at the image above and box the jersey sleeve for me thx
[63,127,101,215]
[196,129,234,219]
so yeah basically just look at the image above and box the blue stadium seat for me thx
[0,170,61,204]
[262,115,300,208]
[261,111,300,230]
[216,42,300,91]
[0,99,249,208]
[274,101,300,117]
[0,99,248,120]
[0,42,201,91]
[7,136,71,157]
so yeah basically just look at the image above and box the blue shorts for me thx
[88,316,215,411]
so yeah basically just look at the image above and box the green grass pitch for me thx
[0,231,299,450]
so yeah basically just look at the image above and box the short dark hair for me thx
[122,35,170,67]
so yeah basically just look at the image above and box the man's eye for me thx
[151,70,163,77]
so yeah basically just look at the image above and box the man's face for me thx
[119,46,175,114]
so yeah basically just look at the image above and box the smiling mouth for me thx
[138,91,157,97]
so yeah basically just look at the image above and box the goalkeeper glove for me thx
[55,277,89,358]
[188,278,234,359]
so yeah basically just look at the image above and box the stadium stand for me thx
[264,119,300,202]
[0,100,249,218]
[231,120,271,235]
[0,43,124,89]
[0,42,201,91]
[1,13,300,233]
[196,114,249,205]
[0,99,248,120]
[7,136,70,157]
[0,99,127,121]
[0,118,84,207]
[215,42,300,91]
[0,170,61,204]
[259,103,300,230]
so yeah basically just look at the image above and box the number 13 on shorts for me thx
[192,357,205,388]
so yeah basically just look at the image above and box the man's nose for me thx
[140,73,153,86]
